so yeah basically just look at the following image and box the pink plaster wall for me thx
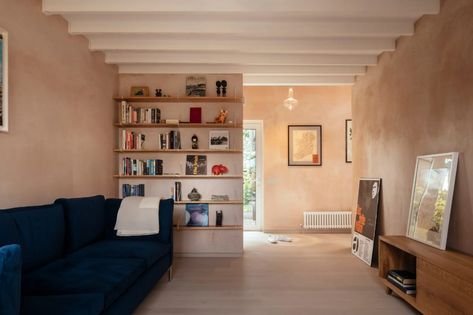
[244,86,353,231]
[352,0,473,254]
[0,0,118,208]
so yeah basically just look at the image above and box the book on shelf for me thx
[121,130,145,150]
[122,157,163,176]
[159,131,181,149]
[122,184,145,197]
[387,275,416,295]
[120,100,161,124]
[387,270,416,285]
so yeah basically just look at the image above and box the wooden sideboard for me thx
[379,235,473,314]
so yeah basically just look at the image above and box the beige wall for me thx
[352,0,473,254]
[244,86,353,231]
[0,0,118,208]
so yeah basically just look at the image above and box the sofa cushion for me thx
[55,195,106,254]
[8,204,65,272]
[22,257,146,308]
[21,293,104,315]
[0,244,22,315]
[0,212,20,248]
[68,239,171,268]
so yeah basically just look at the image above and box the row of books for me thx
[120,101,161,124]
[122,184,145,197]
[120,130,145,150]
[122,158,163,176]
[159,131,181,149]
[387,270,416,295]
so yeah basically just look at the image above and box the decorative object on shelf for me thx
[211,164,228,175]
[187,188,202,201]
[216,80,222,96]
[165,119,179,124]
[130,86,150,97]
[189,107,202,123]
[209,130,230,149]
[185,155,207,175]
[185,204,209,227]
[221,80,227,97]
[186,76,206,97]
[283,88,298,111]
[191,134,199,149]
[0,28,9,132]
[174,182,182,201]
[155,89,162,97]
[345,119,353,163]
[122,184,145,197]
[214,109,228,123]
[352,178,381,266]
[216,210,223,226]
[406,152,459,250]
[288,125,322,166]
[211,194,230,201]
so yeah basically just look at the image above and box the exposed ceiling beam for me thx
[117,64,367,76]
[105,51,377,66]
[88,35,395,54]
[66,14,414,38]
[243,75,355,86]
[43,0,439,19]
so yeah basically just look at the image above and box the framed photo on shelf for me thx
[0,28,8,132]
[185,203,209,227]
[209,130,230,149]
[345,119,353,163]
[185,155,207,175]
[130,86,149,97]
[406,152,459,250]
[288,125,322,166]
[186,76,206,97]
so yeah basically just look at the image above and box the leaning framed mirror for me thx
[406,152,459,250]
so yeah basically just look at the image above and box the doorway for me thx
[243,120,263,231]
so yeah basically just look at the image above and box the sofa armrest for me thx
[104,198,174,245]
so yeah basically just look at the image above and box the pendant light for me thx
[283,88,298,111]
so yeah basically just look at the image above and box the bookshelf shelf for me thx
[175,200,243,205]
[114,123,242,129]
[114,96,244,104]
[114,149,242,154]
[115,175,243,179]
[174,225,243,231]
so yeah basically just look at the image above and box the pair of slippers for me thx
[267,234,292,244]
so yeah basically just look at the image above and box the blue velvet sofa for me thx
[0,195,174,315]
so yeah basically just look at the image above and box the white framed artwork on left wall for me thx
[0,28,8,132]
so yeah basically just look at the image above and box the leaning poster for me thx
[352,178,381,266]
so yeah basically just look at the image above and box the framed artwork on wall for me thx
[406,152,459,250]
[0,28,8,132]
[352,178,381,266]
[288,125,322,166]
[345,119,352,163]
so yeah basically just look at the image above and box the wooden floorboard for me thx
[134,233,419,315]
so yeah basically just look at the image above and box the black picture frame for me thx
[345,119,352,163]
[288,125,322,166]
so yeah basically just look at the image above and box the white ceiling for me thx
[42,0,439,86]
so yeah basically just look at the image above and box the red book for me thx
[189,107,202,123]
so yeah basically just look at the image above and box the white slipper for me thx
[268,235,278,244]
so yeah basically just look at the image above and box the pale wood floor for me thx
[134,233,418,315]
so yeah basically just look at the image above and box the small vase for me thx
[188,188,201,201]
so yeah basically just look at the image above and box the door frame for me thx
[243,120,264,231]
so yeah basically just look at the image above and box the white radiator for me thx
[303,211,352,229]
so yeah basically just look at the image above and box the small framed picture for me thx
[185,204,209,227]
[130,86,149,97]
[209,130,230,150]
[288,125,322,166]
[186,76,206,97]
[345,119,353,163]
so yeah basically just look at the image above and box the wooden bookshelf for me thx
[114,96,244,103]
[114,122,242,128]
[379,235,473,314]
[174,225,243,231]
[114,175,243,179]
[114,149,242,154]
[174,200,243,205]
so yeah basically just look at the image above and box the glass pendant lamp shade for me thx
[283,88,298,110]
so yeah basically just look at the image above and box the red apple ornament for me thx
[212,164,228,175]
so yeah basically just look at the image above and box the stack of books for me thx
[121,130,145,150]
[120,101,161,124]
[122,184,145,197]
[387,270,416,295]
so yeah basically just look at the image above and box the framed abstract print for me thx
[288,125,322,166]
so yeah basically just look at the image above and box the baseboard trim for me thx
[262,228,351,234]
